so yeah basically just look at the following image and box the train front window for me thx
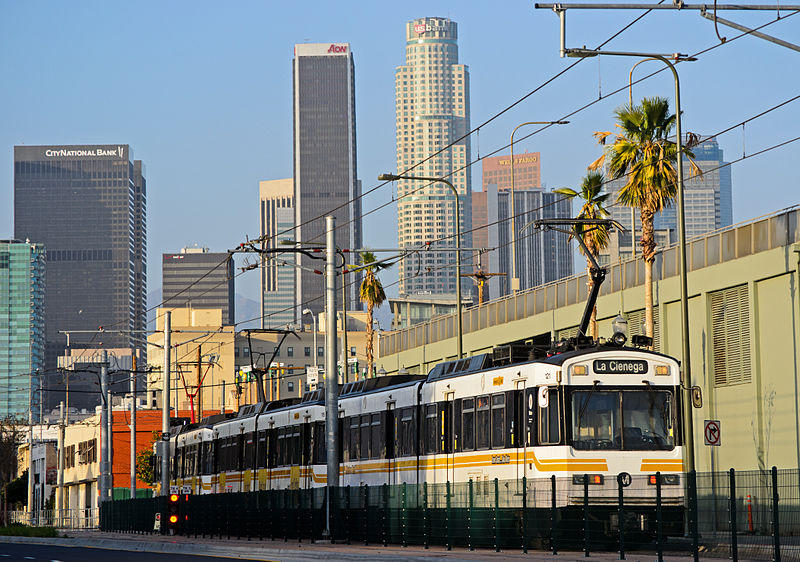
[571,389,673,451]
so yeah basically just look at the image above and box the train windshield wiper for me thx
[576,380,600,434]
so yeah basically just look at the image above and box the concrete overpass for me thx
[378,206,800,472]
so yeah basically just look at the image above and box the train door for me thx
[512,380,526,483]
[442,392,455,483]
[302,416,312,489]
[385,402,396,486]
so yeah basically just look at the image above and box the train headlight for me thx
[611,331,627,346]
[648,474,680,485]
[572,364,588,376]
[655,365,670,376]
[572,474,604,485]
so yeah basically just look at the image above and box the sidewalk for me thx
[0,530,770,562]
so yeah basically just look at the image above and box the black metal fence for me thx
[101,467,800,559]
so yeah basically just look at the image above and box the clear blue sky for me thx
[1,1,798,314]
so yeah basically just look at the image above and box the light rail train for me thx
[154,336,685,536]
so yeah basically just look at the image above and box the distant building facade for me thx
[481,152,541,191]
[487,185,573,297]
[0,240,45,420]
[602,136,732,261]
[162,247,235,325]
[395,17,472,296]
[259,179,296,329]
[293,43,361,320]
[13,145,146,407]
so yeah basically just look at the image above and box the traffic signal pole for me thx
[161,311,171,496]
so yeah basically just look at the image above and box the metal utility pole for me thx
[130,353,137,499]
[196,345,202,422]
[324,215,339,537]
[161,311,171,496]
[27,374,33,524]
[99,349,110,503]
[58,401,65,524]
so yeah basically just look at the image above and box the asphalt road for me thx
[0,542,269,562]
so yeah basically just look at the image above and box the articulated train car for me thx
[158,338,684,534]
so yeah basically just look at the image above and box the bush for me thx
[0,523,59,537]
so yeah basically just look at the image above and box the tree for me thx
[590,96,698,341]
[356,251,392,377]
[555,171,610,339]
[135,431,159,485]
[0,419,23,521]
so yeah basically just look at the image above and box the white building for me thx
[395,17,472,296]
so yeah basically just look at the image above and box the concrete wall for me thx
[378,209,800,472]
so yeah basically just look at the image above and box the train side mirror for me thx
[691,386,703,408]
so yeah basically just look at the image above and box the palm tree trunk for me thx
[585,236,599,339]
[366,302,374,377]
[640,207,657,345]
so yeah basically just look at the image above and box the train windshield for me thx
[570,389,674,450]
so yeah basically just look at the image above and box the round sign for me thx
[617,472,632,487]
[704,420,721,446]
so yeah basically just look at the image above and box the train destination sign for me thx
[593,359,648,374]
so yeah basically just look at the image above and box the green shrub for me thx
[0,524,60,537]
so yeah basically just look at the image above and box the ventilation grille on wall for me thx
[711,284,752,387]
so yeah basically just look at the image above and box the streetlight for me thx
[566,47,695,472]
[302,308,317,371]
[378,172,464,359]
[509,120,569,293]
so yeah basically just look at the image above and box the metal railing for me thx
[100,466,800,559]
[6,508,100,529]
[381,206,800,358]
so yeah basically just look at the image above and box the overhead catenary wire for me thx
[51,8,799,354]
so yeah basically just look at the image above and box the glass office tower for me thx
[0,240,45,421]
[293,43,362,320]
[162,248,235,325]
[14,145,146,408]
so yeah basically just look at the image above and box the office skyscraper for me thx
[481,152,541,191]
[162,247,235,325]
[293,43,361,319]
[602,136,732,261]
[396,17,472,296]
[486,185,573,297]
[260,179,296,328]
[14,145,146,390]
[0,240,45,420]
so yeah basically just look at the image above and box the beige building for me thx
[147,307,375,414]
[146,308,236,417]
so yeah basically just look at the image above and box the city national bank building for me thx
[14,145,146,408]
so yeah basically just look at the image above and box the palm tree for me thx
[357,250,391,377]
[555,171,610,339]
[590,96,698,341]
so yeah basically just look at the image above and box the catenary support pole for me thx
[130,353,137,499]
[161,311,171,495]
[27,375,33,524]
[100,350,110,503]
[324,216,339,538]
[58,401,65,524]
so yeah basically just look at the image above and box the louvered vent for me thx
[710,284,751,387]
[627,308,660,352]
[557,325,580,339]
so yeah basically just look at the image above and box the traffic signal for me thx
[166,492,180,535]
